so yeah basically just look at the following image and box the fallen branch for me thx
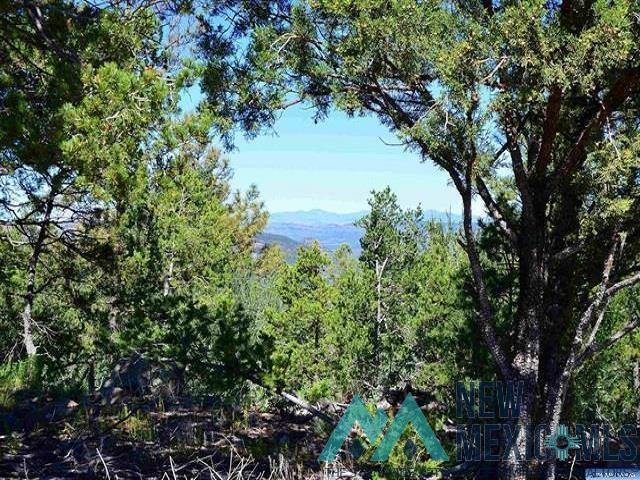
[280,391,337,426]
[245,374,337,426]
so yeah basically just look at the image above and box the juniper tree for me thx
[198,1,640,477]
[0,1,170,356]
[109,132,270,391]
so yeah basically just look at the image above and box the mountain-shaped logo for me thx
[319,394,449,463]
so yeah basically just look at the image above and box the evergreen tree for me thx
[266,242,338,398]
[357,188,426,388]
[199,3,640,476]
[0,2,170,357]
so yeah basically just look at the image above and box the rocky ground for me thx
[0,395,611,480]
[0,355,634,480]
[0,394,332,479]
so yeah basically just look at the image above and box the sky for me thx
[230,106,463,214]
[182,88,462,215]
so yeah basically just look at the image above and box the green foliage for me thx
[103,140,270,394]
[1,5,640,467]
[265,241,339,394]
[571,288,640,427]
[0,239,23,356]
[0,358,42,409]
[262,188,486,432]
[356,188,429,388]
[117,405,156,442]
[0,2,270,399]
[355,188,487,405]
[197,0,640,443]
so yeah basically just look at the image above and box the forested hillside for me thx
[1,2,640,480]
[263,209,464,255]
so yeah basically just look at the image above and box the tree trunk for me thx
[503,408,532,479]
[21,195,54,355]
[505,224,545,479]
[22,301,37,355]
[88,360,96,392]
[500,372,539,480]
[544,386,563,480]
[108,305,118,331]
[163,260,174,296]
[373,257,387,382]
[375,258,383,348]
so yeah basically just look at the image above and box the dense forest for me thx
[1,1,640,479]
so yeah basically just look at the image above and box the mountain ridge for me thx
[262,208,465,258]
[268,209,367,225]
[268,208,463,226]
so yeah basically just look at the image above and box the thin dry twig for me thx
[96,448,111,480]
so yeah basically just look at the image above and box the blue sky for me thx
[230,106,462,214]
[182,88,462,214]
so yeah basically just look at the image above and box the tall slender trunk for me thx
[502,382,537,480]
[375,259,382,347]
[163,259,174,297]
[541,345,572,480]
[88,360,95,392]
[22,302,36,355]
[543,383,564,480]
[373,256,387,383]
[108,301,118,331]
[21,195,54,355]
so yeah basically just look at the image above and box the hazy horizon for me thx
[181,89,465,215]
[229,105,463,214]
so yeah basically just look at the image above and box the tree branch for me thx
[504,113,535,223]
[280,391,336,425]
[602,271,640,299]
[550,69,640,189]
[576,316,640,367]
[534,86,562,179]
[544,236,625,421]
[475,175,518,249]
[460,131,513,379]
[573,235,621,341]
[551,238,588,263]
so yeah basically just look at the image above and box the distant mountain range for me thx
[259,209,464,259]
[268,209,368,225]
